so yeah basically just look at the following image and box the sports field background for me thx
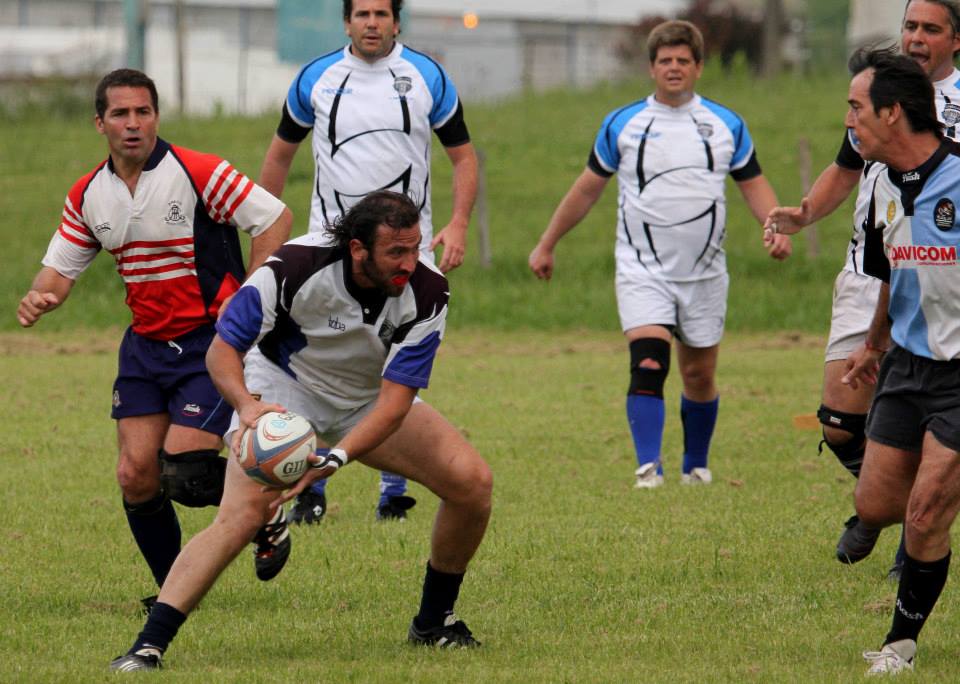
[4,67,957,681]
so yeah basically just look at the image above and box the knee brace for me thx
[159,449,226,508]
[628,338,671,398]
[817,404,866,478]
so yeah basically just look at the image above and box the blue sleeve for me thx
[383,331,442,388]
[593,110,623,173]
[215,286,265,353]
[401,47,460,127]
[285,50,344,128]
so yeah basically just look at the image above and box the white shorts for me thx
[227,350,421,446]
[616,271,728,347]
[824,269,882,363]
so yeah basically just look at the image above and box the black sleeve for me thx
[435,102,471,147]
[587,149,615,178]
[730,151,762,182]
[836,130,865,171]
[276,102,312,144]
[862,192,890,283]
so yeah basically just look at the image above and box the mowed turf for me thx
[2,328,956,682]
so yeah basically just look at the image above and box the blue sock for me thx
[379,471,407,506]
[626,394,665,475]
[309,448,329,496]
[681,395,719,474]
[124,493,181,588]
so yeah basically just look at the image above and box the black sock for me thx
[124,494,181,587]
[414,562,465,629]
[129,602,187,655]
[885,551,951,645]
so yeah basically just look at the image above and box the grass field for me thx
[4,68,955,681]
[2,328,956,682]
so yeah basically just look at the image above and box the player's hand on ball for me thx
[268,448,348,509]
[232,400,288,458]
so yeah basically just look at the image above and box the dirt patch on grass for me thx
[0,329,121,356]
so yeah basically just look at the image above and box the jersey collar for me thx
[933,67,960,91]
[342,41,402,69]
[342,251,389,325]
[106,137,169,175]
[646,93,700,113]
[887,138,951,190]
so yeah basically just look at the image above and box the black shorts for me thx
[866,344,960,452]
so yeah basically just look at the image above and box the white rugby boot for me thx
[681,467,713,485]
[863,639,916,676]
[634,462,664,489]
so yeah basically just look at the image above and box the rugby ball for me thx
[237,411,316,488]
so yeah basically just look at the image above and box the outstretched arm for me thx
[764,162,861,235]
[529,168,609,280]
[431,142,478,273]
[17,267,75,327]
[736,174,792,261]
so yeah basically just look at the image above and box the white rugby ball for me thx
[237,411,316,488]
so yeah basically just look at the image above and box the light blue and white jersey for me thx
[216,233,448,409]
[285,43,462,248]
[590,93,761,282]
[863,142,960,360]
[839,68,960,276]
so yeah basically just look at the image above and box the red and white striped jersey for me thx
[42,138,286,340]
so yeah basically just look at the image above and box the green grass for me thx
[2,328,957,682]
[2,66,854,335]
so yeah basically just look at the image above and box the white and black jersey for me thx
[216,233,449,409]
[589,94,762,283]
[836,68,960,276]
[278,42,469,251]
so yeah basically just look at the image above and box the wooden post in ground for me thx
[798,137,819,258]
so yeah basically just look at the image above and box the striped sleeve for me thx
[41,166,104,279]
[172,145,285,236]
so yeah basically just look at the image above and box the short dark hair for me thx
[95,68,159,119]
[848,46,942,135]
[904,0,960,57]
[647,20,704,64]
[342,0,402,21]
[325,191,419,250]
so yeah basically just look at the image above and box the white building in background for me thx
[0,0,690,116]
[847,0,902,49]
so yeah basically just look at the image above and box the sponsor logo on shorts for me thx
[164,200,186,224]
[886,242,958,267]
[182,403,202,417]
[328,316,346,332]
[113,390,121,408]
[887,200,897,224]
[934,198,955,230]
[393,76,413,96]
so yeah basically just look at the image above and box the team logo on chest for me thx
[393,76,413,96]
[696,122,714,139]
[887,200,897,224]
[943,103,960,125]
[378,320,396,348]
[164,200,186,224]
[935,198,956,230]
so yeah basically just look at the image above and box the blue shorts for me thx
[111,325,231,436]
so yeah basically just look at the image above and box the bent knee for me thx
[116,457,161,502]
[441,455,493,510]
